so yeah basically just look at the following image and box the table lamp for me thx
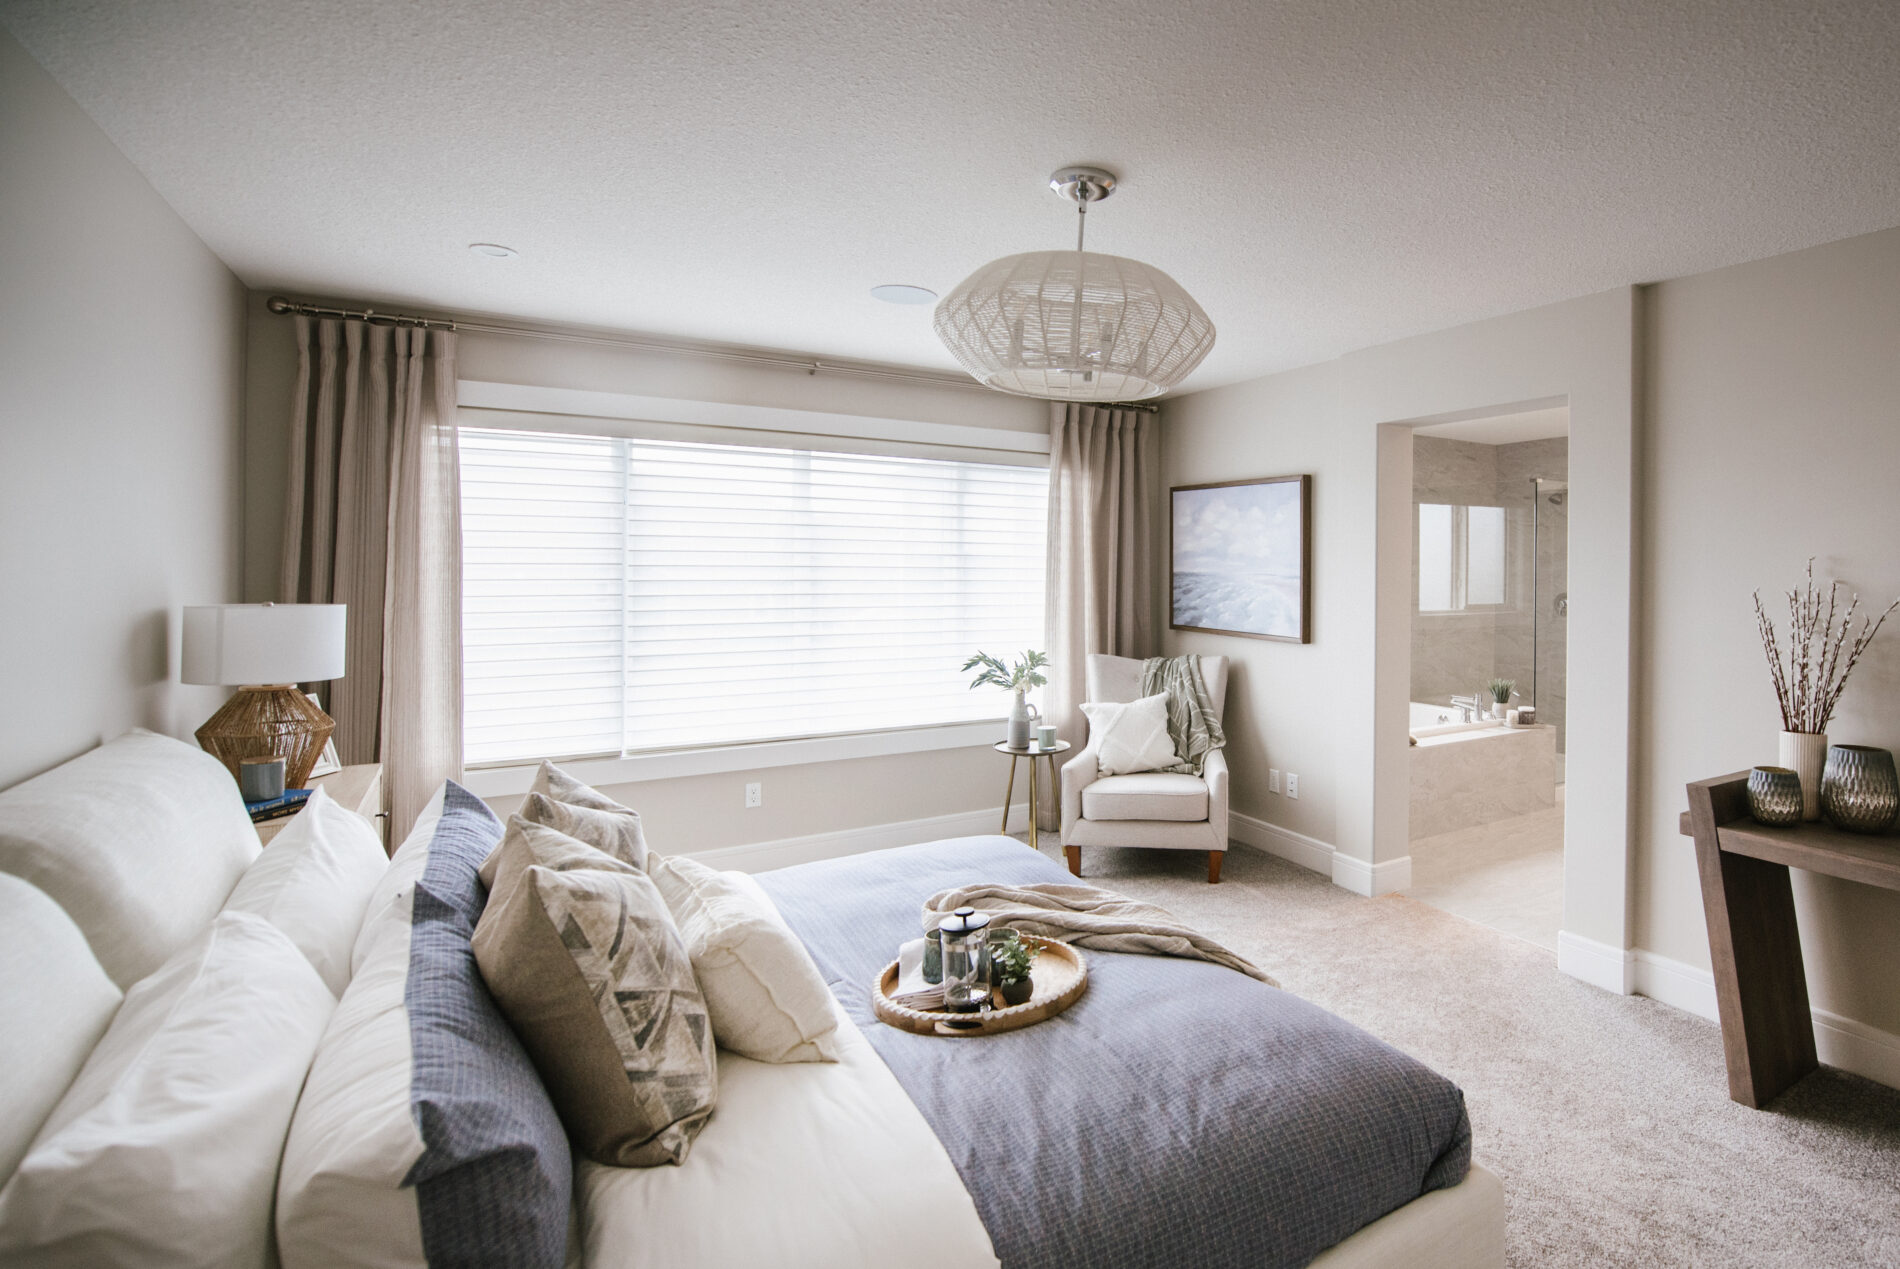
[182,603,347,789]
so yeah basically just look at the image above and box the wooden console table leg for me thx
[1001,757,1017,834]
[1687,780,1818,1107]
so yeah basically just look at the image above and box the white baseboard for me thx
[1630,949,1717,1019]
[684,804,1022,873]
[1332,851,1412,896]
[1229,812,1409,895]
[1630,947,1900,1093]
[1230,811,1334,874]
[1557,929,1635,994]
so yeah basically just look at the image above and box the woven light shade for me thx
[934,250,1214,401]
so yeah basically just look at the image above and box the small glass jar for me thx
[939,906,991,1014]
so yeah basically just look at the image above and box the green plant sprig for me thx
[1487,678,1516,703]
[963,649,1049,693]
[990,935,1041,985]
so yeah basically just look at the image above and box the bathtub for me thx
[1409,700,1500,739]
[1409,707,1557,839]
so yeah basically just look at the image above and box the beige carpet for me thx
[1031,837,1900,1268]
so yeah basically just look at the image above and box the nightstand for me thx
[257,763,384,851]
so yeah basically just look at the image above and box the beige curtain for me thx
[280,316,463,838]
[1043,402,1161,825]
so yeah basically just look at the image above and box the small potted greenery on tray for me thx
[1487,678,1516,719]
[989,932,1041,1007]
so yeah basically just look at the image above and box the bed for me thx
[0,731,1503,1267]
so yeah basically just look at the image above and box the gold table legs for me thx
[1000,752,1059,852]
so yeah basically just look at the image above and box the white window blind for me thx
[460,427,1048,766]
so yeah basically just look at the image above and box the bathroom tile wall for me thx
[1411,434,1568,752]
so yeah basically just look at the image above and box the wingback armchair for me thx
[1060,653,1231,883]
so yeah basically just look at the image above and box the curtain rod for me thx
[264,294,1160,411]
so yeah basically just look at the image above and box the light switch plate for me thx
[1286,773,1299,799]
[1269,768,1282,793]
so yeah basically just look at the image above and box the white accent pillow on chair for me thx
[1080,693,1183,776]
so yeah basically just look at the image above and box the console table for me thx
[1680,772,1900,1107]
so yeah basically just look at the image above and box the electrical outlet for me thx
[744,781,762,808]
[1269,768,1282,794]
[1286,773,1300,799]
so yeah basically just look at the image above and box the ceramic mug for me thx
[240,756,286,803]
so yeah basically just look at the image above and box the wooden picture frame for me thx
[1169,474,1312,643]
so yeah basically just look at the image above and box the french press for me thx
[938,906,992,1013]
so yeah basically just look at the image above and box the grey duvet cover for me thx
[755,836,1470,1269]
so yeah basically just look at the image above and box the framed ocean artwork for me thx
[1169,474,1312,643]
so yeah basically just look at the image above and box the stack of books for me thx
[246,788,312,825]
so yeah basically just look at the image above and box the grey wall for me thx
[1639,224,1900,1045]
[0,30,246,790]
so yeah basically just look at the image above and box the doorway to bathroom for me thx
[1405,406,1568,950]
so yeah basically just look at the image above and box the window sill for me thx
[458,719,1008,799]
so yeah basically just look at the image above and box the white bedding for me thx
[577,993,998,1269]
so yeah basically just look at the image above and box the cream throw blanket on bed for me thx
[922,882,1278,987]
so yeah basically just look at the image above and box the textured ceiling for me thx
[5,1,1899,392]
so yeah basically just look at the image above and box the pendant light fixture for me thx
[933,167,1216,401]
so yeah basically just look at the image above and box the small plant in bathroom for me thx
[1488,679,1516,716]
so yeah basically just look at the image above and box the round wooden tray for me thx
[872,934,1087,1038]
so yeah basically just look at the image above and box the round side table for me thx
[993,740,1071,852]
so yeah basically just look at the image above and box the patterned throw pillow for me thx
[477,763,648,885]
[1080,693,1184,775]
[474,827,715,1168]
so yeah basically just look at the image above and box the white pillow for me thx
[647,855,843,1064]
[222,786,388,997]
[1080,693,1183,775]
[0,911,335,1269]
[0,728,260,988]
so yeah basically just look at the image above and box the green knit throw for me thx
[1139,654,1226,776]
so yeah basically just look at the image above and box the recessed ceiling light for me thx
[870,284,937,305]
[469,242,518,258]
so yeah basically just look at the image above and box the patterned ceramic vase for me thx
[1746,766,1805,828]
[1820,745,1900,834]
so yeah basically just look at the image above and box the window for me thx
[1417,502,1509,612]
[460,427,1048,766]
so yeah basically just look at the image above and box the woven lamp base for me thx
[195,685,336,790]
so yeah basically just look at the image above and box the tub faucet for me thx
[1449,694,1481,722]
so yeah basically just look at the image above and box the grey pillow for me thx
[473,823,715,1168]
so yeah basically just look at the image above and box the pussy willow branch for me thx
[1755,559,1899,733]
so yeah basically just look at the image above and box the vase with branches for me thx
[963,649,1049,748]
[1753,559,1899,820]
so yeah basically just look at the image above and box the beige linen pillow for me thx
[521,791,646,870]
[473,826,714,1168]
[479,804,642,887]
[478,762,648,885]
[647,854,843,1064]
[1080,692,1183,775]
[530,759,633,812]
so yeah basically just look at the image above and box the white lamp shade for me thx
[934,250,1216,400]
[181,604,347,686]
